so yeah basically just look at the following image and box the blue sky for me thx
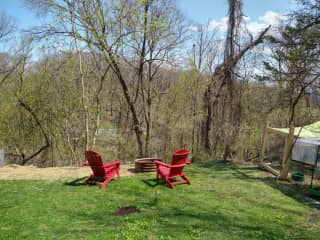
[0,0,35,29]
[1,0,297,30]
[177,0,296,24]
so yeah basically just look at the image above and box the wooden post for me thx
[259,124,268,164]
[279,126,295,180]
[258,125,280,176]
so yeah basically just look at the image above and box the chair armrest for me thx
[170,163,189,168]
[83,161,90,166]
[103,160,121,168]
[154,160,171,168]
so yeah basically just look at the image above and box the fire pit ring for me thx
[135,158,159,173]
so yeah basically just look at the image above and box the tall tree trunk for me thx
[202,2,270,156]
[115,65,144,157]
[18,100,50,165]
[221,0,242,160]
[70,5,89,151]
[91,65,110,149]
[144,60,152,157]
[203,87,213,152]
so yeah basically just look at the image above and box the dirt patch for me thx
[308,212,320,227]
[113,206,140,216]
[0,164,135,180]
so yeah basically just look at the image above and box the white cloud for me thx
[187,25,198,31]
[243,16,251,22]
[188,10,288,37]
[246,11,288,35]
[208,17,228,32]
[262,47,272,55]
[246,22,267,34]
[259,11,288,26]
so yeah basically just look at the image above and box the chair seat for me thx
[155,149,191,188]
[84,150,121,188]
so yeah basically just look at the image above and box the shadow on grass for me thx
[261,176,320,210]
[199,160,233,170]
[156,206,292,240]
[127,168,137,174]
[64,177,120,187]
[142,178,167,188]
[64,177,88,186]
[197,160,261,180]
[231,166,262,180]
[198,160,320,210]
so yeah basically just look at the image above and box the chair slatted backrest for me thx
[85,150,106,177]
[169,149,190,177]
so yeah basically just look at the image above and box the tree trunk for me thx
[144,61,152,157]
[279,126,294,180]
[202,23,270,156]
[91,65,110,149]
[70,6,89,151]
[204,87,213,152]
[18,100,50,165]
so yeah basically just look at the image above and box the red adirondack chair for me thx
[84,150,121,188]
[154,149,192,189]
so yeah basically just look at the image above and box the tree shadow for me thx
[261,176,320,210]
[230,166,262,180]
[201,160,320,210]
[199,160,234,170]
[198,160,261,181]
[155,205,297,240]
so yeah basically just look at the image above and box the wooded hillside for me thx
[0,0,319,169]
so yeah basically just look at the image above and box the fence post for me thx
[279,126,295,180]
[0,150,4,167]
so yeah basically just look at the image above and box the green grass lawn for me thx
[1,162,320,240]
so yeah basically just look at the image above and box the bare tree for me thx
[26,0,186,157]
[0,11,15,40]
[203,0,270,159]
[189,23,219,155]
[0,11,18,86]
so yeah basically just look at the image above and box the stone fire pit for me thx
[134,158,159,172]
